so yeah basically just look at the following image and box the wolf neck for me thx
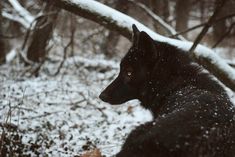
[139,61,227,119]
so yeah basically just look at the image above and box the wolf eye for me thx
[123,71,133,83]
[127,71,132,76]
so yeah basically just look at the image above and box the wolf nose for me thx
[99,92,109,101]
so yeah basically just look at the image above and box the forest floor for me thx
[0,54,152,157]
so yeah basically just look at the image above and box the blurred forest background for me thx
[0,0,235,157]
[0,0,235,64]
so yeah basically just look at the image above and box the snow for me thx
[195,49,235,82]
[0,54,152,156]
[6,48,17,62]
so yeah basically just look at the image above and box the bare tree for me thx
[26,1,59,63]
[0,1,6,64]
[175,0,191,37]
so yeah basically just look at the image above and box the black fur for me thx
[99,24,235,157]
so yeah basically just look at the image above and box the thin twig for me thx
[170,13,235,38]
[52,39,72,76]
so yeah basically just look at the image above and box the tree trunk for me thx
[149,0,170,35]
[150,0,169,21]
[199,0,206,22]
[102,0,129,57]
[0,1,6,64]
[175,0,191,37]
[26,1,59,62]
[213,19,226,42]
[213,1,230,43]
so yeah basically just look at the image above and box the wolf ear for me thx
[138,31,157,58]
[132,24,140,44]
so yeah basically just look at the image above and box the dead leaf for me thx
[127,105,133,114]
[81,148,102,157]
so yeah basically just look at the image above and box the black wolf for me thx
[99,25,235,157]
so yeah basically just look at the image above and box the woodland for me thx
[0,0,235,156]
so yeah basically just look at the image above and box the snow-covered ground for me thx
[0,54,152,157]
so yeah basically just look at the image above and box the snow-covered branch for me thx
[3,0,34,29]
[8,0,34,24]
[54,0,235,91]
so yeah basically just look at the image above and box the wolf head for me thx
[99,24,159,105]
